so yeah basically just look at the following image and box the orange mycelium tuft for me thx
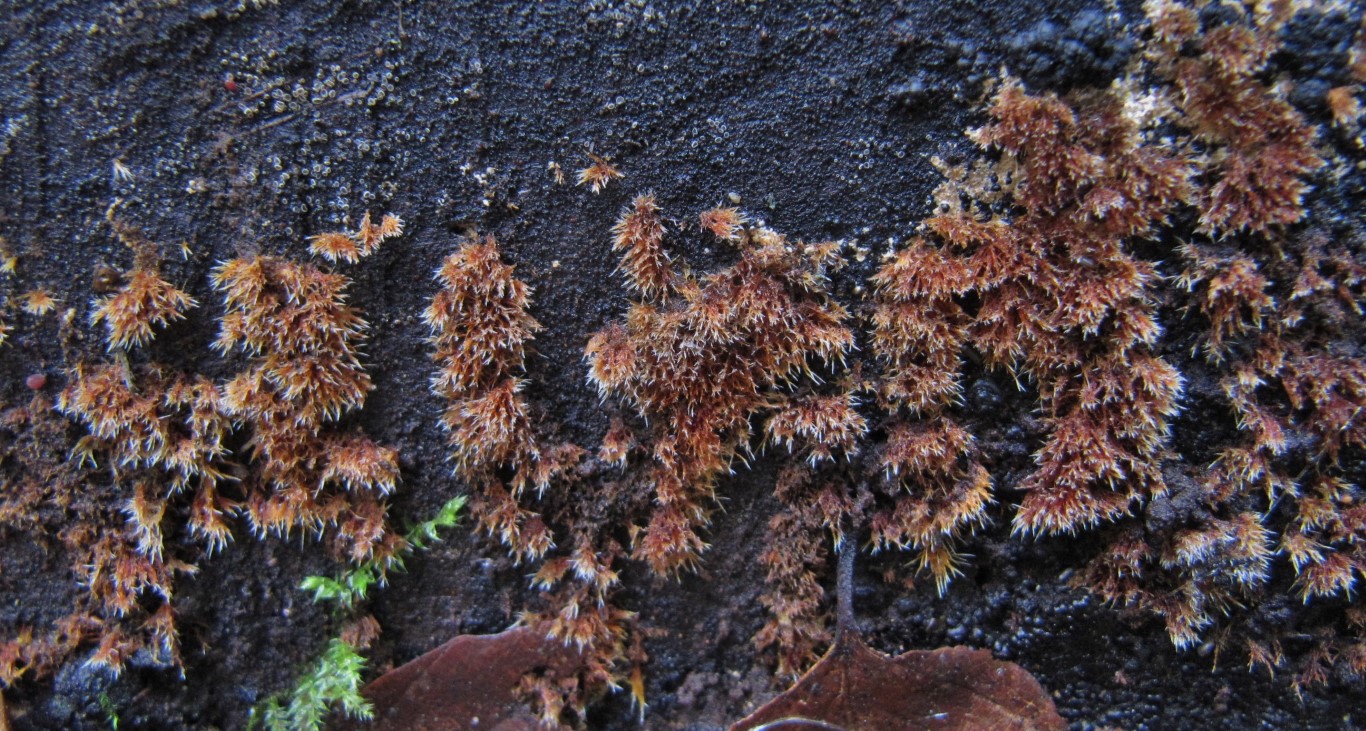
[868,223,992,595]
[52,218,232,676]
[577,153,624,194]
[587,205,858,577]
[308,210,403,263]
[425,235,548,561]
[212,254,400,564]
[950,81,1188,538]
[9,0,1366,710]
[590,202,865,681]
[1147,0,1324,236]
[699,206,748,242]
[610,194,674,301]
[20,288,57,317]
[427,235,632,725]
[753,476,834,680]
[85,205,198,352]
[89,268,196,352]
[308,231,362,263]
[1060,1,1365,687]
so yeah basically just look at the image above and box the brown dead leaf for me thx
[730,632,1065,731]
[337,626,584,731]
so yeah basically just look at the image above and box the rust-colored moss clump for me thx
[44,212,409,679]
[972,1,1366,687]
[50,221,226,674]
[586,196,863,680]
[62,366,235,555]
[1082,1,1366,688]
[587,195,858,576]
[425,235,547,561]
[945,81,1188,538]
[869,235,990,594]
[6,0,1365,713]
[5,208,410,705]
[754,464,862,680]
[87,209,197,352]
[1147,0,1324,236]
[0,393,106,686]
[308,211,404,264]
[576,153,624,194]
[864,1,1354,676]
[89,268,195,351]
[426,235,628,726]
[213,255,400,564]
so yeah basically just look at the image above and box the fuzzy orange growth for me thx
[53,229,234,676]
[356,211,404,255]
[91,532,190,618]
[754,508,830,680]
[937,83,1187,538]
[1147,0,1324,236]
[443,378,538,479]
[59,364,169,469]
[0,630,33,686]
[85,628,137,676]
[308,211,404,263]
[1080,510,1274,651]
[1282,471,1366,605]
[213,255,398,563]
[89,268,196,351]
[577,154,623,193]
[1187,235,1364,626]
[21,288,57,316]
[598,416,635,467]
[1282,354,1366,461]
[1014,351,1181,536]
[1176,244,1274,359]
[969,86,1192,238]
[1327,86,1361,127]
[58,364,238,558]
[522,535,634,724]
[214,256,370,423]
[699,206,747,241]
[965,88,1188,371]
[756,466,858,679]
[587,207,856,575]
[308,232,361,263]
[1169,244,1360,664]
[425,235,566,562]
[426,236,542,397]
[611,195,674,300]
[0,616,95,688]
[765,393,866,466]
[320,434,400,495]
[1093,225,1361,665]
[871,238,973,415]
[871,422,991,594]
[1178,287,1364,668]
[470,482,554,564]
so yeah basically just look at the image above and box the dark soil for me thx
[0,1,1361,730]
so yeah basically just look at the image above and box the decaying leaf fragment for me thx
[731,635,1064,731]
[338,626,584,731]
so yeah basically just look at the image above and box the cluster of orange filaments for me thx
[587,195,858,576]
[213,255,399,564]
